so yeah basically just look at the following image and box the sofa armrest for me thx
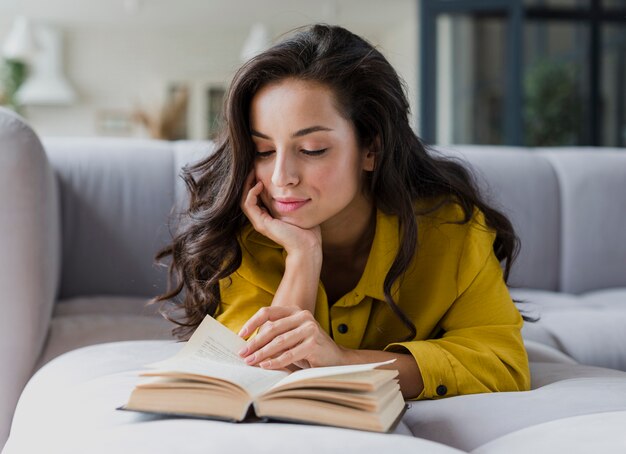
[0,108,60,447]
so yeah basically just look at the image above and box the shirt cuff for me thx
[384,340,459,400]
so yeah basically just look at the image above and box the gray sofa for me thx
[1,106,626,453]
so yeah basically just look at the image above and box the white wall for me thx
[379,0,419,133]
[0,3,419,139]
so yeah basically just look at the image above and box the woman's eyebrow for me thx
[250,126,333,140]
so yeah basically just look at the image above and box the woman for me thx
[153,24,530,400]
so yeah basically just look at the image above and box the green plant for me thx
[0,58,28,112]
[523,60,582,146]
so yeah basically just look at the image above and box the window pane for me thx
[602,25,626,147]
[436,13,508,145]
[524,0,590,7]
[602,0,626,8]
[523,21,589,145]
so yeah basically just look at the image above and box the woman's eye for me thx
[301,148,328,156]
[255,150,274,158]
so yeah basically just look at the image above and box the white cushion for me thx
[472,411,626,454]
[4,341,462,454]
[513,288,626,370]
[35,297,175,369]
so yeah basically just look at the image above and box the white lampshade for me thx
[240,23,271,63]
[15,24,76,106]
[2,16,39,63]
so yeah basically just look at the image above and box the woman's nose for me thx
[271,152,299,187]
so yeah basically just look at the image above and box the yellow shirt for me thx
[217,200,530,400]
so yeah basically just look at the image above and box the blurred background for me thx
[0,0,624,147]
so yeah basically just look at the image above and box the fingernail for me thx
[238,347,248,356]
[239,327,247,337]
[245,354,255,364]
[260,360,271,368]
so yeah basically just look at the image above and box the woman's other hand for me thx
[237,306,347,369]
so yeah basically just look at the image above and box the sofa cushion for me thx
[43,138,178,299]
[472,410,626,454]
[0,107,61,448]
[7,341,626,454]
[404,361,626,451]
[5,341,462,454]
[35,297,175,370]
[512,288,626,371]
[540,150,626,294]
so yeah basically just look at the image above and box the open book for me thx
[120,315,406,433]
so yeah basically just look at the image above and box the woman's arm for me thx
[266,249,322,314]
[237,306,425,399]
[241,174,323,315]
[342,349,424,399]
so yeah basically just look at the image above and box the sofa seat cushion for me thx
[472,410,626,454]
[511,288,626,370]
[403,361,626,451]
[5,341,462,454]
[36,297,175,370]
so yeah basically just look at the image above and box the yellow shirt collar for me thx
[238,208,400,306]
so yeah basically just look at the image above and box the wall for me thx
[0,3,420,139]
[379,0,419,133]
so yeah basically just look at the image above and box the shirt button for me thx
[436,385,448,396]
[337,323,348,334]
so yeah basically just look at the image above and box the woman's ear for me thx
[362,136,380,172]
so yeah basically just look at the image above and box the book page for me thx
[148,314,247,368]
[145,315,288,396]
[271,359,396,389]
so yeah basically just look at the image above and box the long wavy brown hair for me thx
[152,24,528,340]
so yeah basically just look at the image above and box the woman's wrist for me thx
[270,248,321,313]
[283,234,322,263]
[285,246,322,273]
[340,348,424,399]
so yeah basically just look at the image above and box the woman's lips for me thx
[273,198,310,213]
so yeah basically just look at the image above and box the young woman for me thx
[154,24,530,400]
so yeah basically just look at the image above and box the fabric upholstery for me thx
[3,341,463,454]
[43,138,177,299]
[513,288,626,370]
[6,341,626,454]
[404,361,626,451]
[0,108,60,447]
[472,411,626,454]
[541,151,626,293]
[35,296,175,370]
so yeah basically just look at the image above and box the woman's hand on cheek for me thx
[241,171,321,257]
[237,306,347,369]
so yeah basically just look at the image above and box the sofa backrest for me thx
[43,138,212,300]
[438,145,626,294]
[537,149,626,293]
[41,139,625,299]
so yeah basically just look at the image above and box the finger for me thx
[242,182,269,229]
[242,169,256,196]
[240,312,305,357]
[259,338,314,370]
[240,169,260,212]
[242,316,311,365]
[238,306,297,338]
[242,180,263,216]
[244,330,301,366]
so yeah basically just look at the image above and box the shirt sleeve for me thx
[384,213,531,400]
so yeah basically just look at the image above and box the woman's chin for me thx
[274,213,316,230]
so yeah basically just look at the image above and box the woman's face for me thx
[249,78,375,230]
